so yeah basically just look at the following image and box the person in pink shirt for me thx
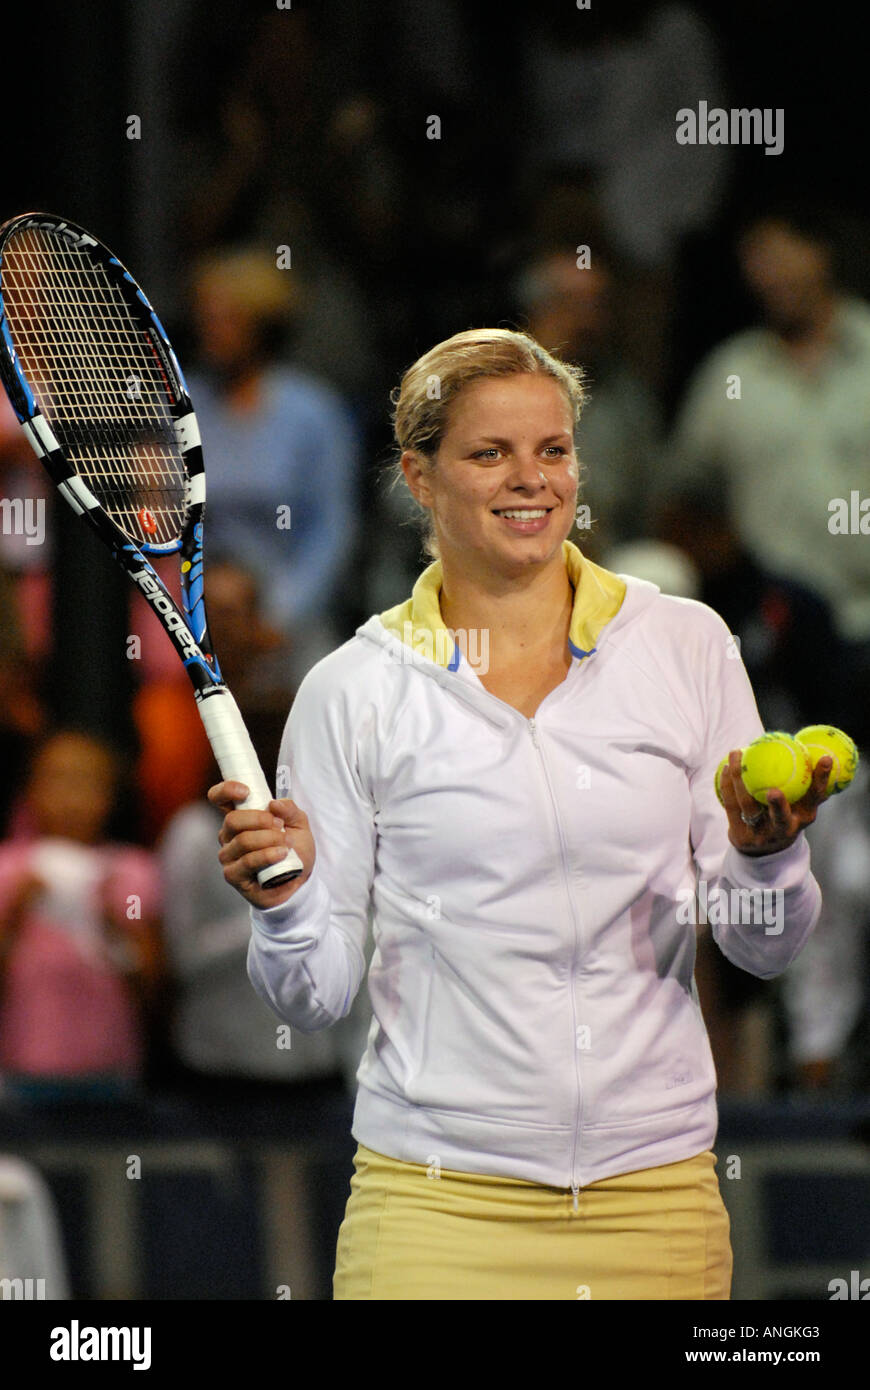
[0,731,162,1099]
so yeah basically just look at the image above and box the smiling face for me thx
[401,374,580,581]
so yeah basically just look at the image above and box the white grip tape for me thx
[198,689,272,806]
[198,690,303,882]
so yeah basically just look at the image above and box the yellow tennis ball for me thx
[740,732,813,804]
[714,755,734,806]
[795,725,859,795]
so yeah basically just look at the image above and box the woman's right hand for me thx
[207,781,315,911]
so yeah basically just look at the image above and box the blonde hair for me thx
[191,246,302,323]
[388,328,587,561]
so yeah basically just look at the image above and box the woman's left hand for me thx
[719,748,833,856]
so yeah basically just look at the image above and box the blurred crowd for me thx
[0,0,868,1114]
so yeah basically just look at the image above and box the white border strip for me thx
[60,475,101,512]
[29,415,60,457]
[175,413,201,452]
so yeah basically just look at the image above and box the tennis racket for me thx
[0,211,303,887]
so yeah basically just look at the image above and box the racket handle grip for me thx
[198,689,305,888]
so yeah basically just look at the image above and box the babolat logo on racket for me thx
[130,566,200,660]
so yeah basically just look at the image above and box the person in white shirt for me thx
[659,206,870,750]
[209,328,833,1300]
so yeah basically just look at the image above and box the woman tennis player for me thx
[210,329,830,1300]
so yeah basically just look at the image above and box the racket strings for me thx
[1,225,188,547]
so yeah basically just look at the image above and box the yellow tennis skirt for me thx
[333,1142,732,1300]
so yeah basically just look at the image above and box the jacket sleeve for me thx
[246,658,376,1032]
[686,607,823,978]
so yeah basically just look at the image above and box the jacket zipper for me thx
[528,715,582,1214]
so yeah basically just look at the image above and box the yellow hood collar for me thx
[378,540,627,670]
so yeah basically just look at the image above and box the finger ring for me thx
[741,809,766,828]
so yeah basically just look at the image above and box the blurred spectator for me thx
[0,732,162,1102]
[184,245,360,662]
[0,564,45,839]
[658,206,870,747]
[653,481,846,733]
[784,758,870,1093]
[519,3,729,388]
[518,247,664,560]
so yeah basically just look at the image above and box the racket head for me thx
[0,212,203,557]
[0,213,298,885]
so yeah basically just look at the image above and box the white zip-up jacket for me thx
[247,542,822,1195]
